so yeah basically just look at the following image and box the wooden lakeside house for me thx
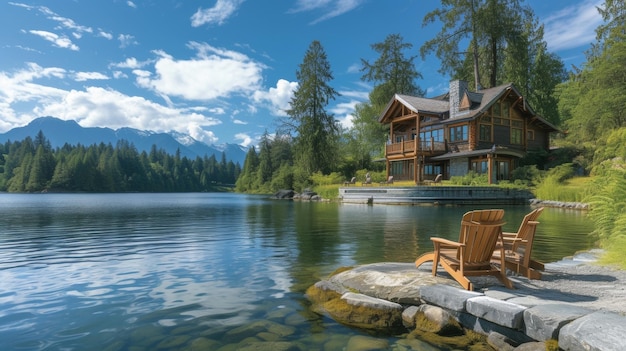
[379,80,558,184]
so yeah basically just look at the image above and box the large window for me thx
[449,125,468,142]
[511,128,522,145]
[471,160,488,174]
[479,124,492,142]
[424,164,442,176]
[419,127,444,143]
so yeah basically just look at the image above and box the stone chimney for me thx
[449,80,469,118]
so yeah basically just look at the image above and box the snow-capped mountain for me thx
[0,117,248,165]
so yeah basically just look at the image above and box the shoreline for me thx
[307,249,626,350]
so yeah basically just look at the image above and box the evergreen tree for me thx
[558,0,626,144]
[285,40,340,176]
[351,34,423,162]
[257,131,273,185]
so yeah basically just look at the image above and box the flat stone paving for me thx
[323,249,626,351]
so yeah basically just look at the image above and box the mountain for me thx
[0,117,248,165]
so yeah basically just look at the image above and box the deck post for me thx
[488,153,494,185]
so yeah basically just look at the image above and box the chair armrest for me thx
[431,237,463,248]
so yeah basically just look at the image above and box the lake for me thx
[0,193,595,350]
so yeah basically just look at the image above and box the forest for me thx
[0,131,241,193]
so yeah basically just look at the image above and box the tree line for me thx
[238,0,572,193]
[0,131,241,193]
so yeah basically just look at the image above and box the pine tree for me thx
[285,40,339,176]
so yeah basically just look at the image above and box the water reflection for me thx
[0,193,595,350]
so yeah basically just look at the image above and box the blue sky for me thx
[0,0,604,147]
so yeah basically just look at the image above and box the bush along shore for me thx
[306,257,626,351]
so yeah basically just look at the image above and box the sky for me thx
[0,0,605,148]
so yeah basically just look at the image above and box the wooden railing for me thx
[385,140,446,156]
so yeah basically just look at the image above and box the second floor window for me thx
[449,125,468,142]
[511,128,522,145]
[479,124,492,142]
[419,128,444,142]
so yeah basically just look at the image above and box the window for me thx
[419,127,444,142]
[424,164,442,176]
[471,160,488,174]
[527,130,535,141]
[479,124,492,142]
[492,102,501,116]
[419,127,444,149]
[502,101,510,118]
[511,128,522,145]
[449,125,468,142]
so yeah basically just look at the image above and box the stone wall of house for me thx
[449,158,468,177]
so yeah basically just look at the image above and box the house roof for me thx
[429,146,527,161]
[378,82,559,133]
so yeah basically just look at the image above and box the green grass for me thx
[534,176,593,202]
[598,236,626,269]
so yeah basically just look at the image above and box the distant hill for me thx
[0,117,248,165]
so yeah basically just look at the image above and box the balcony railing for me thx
[385,139,446,156]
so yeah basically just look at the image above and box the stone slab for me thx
[466,296,527,329]
[559,310,626,351]
[523,304,593,341]
[341,292,403,311]
[419,284,483,312]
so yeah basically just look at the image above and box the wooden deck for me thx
[339,186,533,205]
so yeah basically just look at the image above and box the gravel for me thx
[487,249,626,314]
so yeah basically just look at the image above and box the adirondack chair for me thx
[343,177,356,186]
[415,209,513,291]
[380,176,394,185]
[362,173,372,185]
[494,207,545,279]
[423,173,442,185]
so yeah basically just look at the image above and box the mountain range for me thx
[0,117,248,165]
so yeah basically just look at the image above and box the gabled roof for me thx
[378,94,448,123]
[378,82,559,132]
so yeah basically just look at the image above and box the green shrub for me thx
[449,171,488,185]
[510,165,543,186]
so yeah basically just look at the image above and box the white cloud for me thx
[112,71,127,79]
[187,122,219,144]
[234,132,253,147]
[118,34,138,48]
[252,79,298,116]
[136,42,265,101]
[112,57,150,69]
[542,0,603,51]
[233,119,247,125]
[331,100,360,129]
[0,64,223,140]
[127,1,137,8]
[289,0,365,24]
[191,0,245,27]
[29,30,79,51]
[12,3,94,37]
[0,63,68,129]
[347,63,362,74]
[98,30,113,40]
[74,72,109,82]
[36,87,222,135]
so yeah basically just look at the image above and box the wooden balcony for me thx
[385,139,446,158]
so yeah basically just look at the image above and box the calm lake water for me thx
[0,193,595,350]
